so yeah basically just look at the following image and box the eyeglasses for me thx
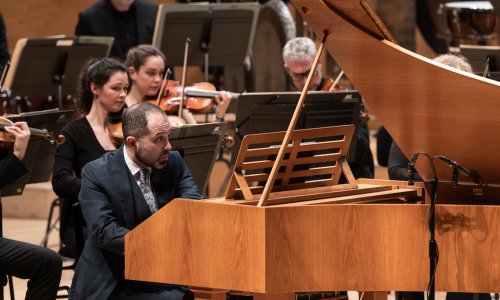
[287,67,318,81]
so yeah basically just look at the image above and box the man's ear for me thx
[125,136,137,148]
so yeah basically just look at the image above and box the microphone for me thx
[435,155,485,186]
[406,152,419,186]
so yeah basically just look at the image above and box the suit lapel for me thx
[111,147,140,229]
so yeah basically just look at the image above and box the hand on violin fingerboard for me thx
[5,122,30,160]
[214,91,232,120]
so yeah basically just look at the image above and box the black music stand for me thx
[1,109,74,197]
[459,44,500,75]
[169,122,226,196]
[4,36,113,108]
[153,3,259,68]
[233,91,362,164]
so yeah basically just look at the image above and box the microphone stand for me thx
[428,178,438,300]
[407,152,438,300]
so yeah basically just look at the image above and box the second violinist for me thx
[125,45,233,125]
[52,58,129,259]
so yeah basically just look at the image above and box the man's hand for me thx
[4,122,30,160]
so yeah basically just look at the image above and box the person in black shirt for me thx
[75,0,158,60]
[0,121,62,300]
[52,57,129,258]
[0,12,9,72]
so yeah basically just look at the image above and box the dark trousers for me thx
[109,280,195,300]
[0,237,62,300]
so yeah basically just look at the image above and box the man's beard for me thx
[135,146,168,169]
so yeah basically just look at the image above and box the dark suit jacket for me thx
[70,147,201,300]
[0,150,26,189]
[75,0,158,59]
[0,13,9,72]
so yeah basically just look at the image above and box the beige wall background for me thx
[0,0,171,54]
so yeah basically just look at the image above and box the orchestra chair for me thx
[55,202,86,299]
[41,198,63,251]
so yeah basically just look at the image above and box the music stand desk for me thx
[4,36,113,106]
[1,109,74,197]
[153,2,259,66]
[169,122,227,195]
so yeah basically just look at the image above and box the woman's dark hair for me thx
[124,44,166,71]
[77,57,128,114]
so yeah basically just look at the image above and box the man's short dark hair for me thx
[123,102,166,139]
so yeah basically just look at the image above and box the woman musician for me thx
[52,58,129,258]
[124,45,233,126]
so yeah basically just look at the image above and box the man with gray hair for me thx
[283,37,325,91]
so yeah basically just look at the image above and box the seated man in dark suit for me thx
[75,0,158,60]
[0,121,62,300]
[70,102,202,299]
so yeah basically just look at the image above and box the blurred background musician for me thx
[75,0,158,60]
[125,44,233,125]
[282,37,374,179]
[0,12,8,72]
[387,53,490,300]
[51,58,129,259]
[0,121,63,300]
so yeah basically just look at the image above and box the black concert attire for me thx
[387,142,421,182]
[0,149,62,300]
[0,13,9,72]
[71,147,201,299]
[316,78,374,179]
[75,0,158,60]
[52,117,111,258]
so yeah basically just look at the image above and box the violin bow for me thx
[0,61,10,93]
[155,68,172,107]
[179,38,191,119]
[328,70,344,92]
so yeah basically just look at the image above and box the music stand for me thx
[169,122,226,195]
[459,44,500,74]
[3,36,113,108]
[1,109,74,197]
[153,2,259,67]
[232,90,362,164]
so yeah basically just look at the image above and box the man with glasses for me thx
[283,37,326,91]
[282,37,374,179]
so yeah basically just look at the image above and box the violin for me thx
[154,80,239,115]
[0,117,65,148]
[108,118,123,146]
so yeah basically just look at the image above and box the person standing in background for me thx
[75,0,158,60]
[0,13,10,73]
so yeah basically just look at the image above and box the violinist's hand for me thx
[4,122,30,160]
[214,91,232,121]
